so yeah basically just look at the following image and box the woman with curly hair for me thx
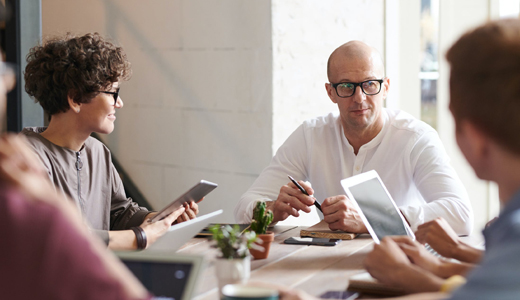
[22,33,199,250]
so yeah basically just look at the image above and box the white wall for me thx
[436,0,512,233]
[384,0,421,118]
[270,1,385,225]
[271,0,384,152]
[39,0,506,230]
[42,0,273,223]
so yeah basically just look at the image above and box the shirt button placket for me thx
[353,148,367,175]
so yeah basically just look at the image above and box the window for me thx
[420,0,439,129]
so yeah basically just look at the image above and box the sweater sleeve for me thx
[109,163,150,230]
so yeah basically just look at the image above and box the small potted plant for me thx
[209,224,257,292]
[248,201,275,259]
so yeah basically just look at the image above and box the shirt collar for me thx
[342,108,389,152]
[484,188,520,237]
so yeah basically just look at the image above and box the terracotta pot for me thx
[249,231,274,260]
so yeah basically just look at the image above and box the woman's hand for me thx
[175,201,199,223]
[140,206,185,247]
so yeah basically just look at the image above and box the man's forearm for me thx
[265,200,278,225]
[392,265,446,294]
[436,260,475,278]
[452,242,483,264]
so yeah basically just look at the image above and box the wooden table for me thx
[178,225,375,299]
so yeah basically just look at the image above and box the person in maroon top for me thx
[0,60,152,299]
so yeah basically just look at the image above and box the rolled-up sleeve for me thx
[109,164,150,231]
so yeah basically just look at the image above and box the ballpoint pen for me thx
[287,175,323,213]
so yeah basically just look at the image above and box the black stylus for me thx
[287,175,323,213]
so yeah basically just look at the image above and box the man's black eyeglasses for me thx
[100,88,120,105]
[330,79,384,98]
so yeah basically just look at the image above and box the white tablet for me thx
[340,170,415,244]
[149,180,218,223]
[117,251,205,300]
[146,209,223,252]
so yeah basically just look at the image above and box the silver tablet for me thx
[149,180,218,223]
[117,251,205,300]
[340,170,414,244]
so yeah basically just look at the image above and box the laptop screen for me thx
[123,260,193,300]
[348,177,408,240]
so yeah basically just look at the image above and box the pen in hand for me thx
[287,175,323,213]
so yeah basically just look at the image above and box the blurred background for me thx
[2,0,519,233]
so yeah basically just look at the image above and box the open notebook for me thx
[300,220,358,240]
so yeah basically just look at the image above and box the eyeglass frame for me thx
[100,87,120,105]
[330,79,385,98]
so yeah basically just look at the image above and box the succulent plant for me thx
[209,224,257,259]
[250,201,274,235]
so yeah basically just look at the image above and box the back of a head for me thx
[447,18,520,155]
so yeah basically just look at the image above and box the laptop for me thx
[340,170,415,243]
[146,209,223,252]
[117,251,204,300]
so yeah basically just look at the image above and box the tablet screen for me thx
[123,260,193,300]
[348,178,408,240]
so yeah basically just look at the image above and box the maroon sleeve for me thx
[0,185,149,300]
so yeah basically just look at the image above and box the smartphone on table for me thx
[284,237,340,246]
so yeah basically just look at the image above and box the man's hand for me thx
[364,237,445,293]
[269,181,316,222]
[391,236,443,277]
[140,206,185,247]
[364,237,413,286]
[416,218,483,264]
[415,218,460,258]
[321,195,367,233]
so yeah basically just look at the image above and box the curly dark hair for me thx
[24,33,131,116]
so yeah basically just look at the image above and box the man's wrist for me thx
[265,200,275,211]
[435,260,455,278]
[453,242,482,263]
[402,264,445,293]
[265,200,279,224]
[451,241,469,261]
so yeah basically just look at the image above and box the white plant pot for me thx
[214,256,251,294]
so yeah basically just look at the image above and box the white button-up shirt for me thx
[235,109,473,234]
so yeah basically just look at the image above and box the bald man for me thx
[235,41,473,235]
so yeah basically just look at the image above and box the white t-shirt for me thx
[235,109,473,234]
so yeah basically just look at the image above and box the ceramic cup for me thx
[222,284,279,300]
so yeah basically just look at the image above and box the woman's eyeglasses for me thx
[100,87,120,105]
